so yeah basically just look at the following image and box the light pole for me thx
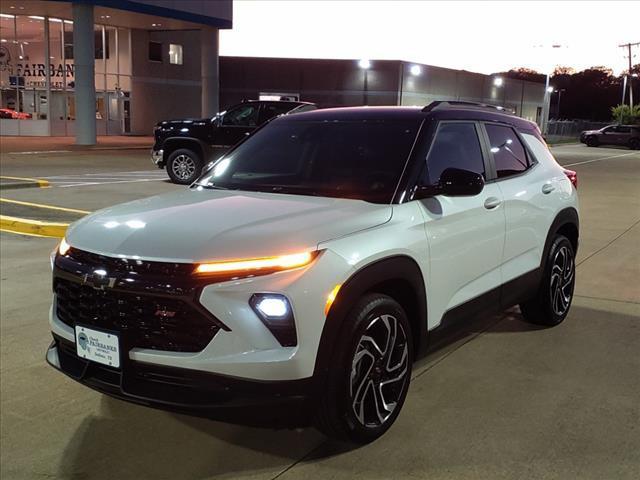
[358,59,371,105]
[631,73,638,108]
[533,43,565,134]
[553,88,565,118]
[541,81,554,134]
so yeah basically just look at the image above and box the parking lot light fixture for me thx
[410,64,422,76]
[358,59,371,70]
[493,77,504,87]
[547,86,555,93]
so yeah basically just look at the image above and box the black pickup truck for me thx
[152,100,316,184]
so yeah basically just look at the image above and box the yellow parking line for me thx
[0,175,50,188]
[0,228,50,238]
[0,198,90,214]
[0,215,69,238]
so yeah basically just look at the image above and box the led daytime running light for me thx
[195,251,315,275]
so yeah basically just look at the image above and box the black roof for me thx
[281,102,538,132]
[239,99,314,106]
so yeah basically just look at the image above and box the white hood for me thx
[66,188,392,263]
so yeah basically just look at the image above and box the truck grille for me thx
[53,249,222,353]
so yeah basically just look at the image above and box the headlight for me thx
[51,238,70,270]
[58,238,71,256]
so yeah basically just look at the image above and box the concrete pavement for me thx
[0,144,638,479]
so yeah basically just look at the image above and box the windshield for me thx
[195,119,421,203]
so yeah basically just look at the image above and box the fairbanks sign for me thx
[2,62,75,89]
[7,62,76,78]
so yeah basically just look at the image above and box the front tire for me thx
[585,136,599,147]
[315,294,413,444]
[166,148,203,185]
[520,235,575,326]
[629,138,640,150]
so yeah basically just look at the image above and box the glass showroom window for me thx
[0,14,47,121]
[169,43,183,65]
[1,13,131,135]
[0,13,18,116]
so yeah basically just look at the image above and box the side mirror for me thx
[414,168,484,199]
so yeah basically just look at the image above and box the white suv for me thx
[47,102,579,443]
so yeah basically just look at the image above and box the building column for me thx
[72,2,96,145]
[201,26,220,117]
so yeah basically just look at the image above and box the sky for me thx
[220,0,639,75]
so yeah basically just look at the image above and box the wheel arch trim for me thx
[162,137,209,160]
[313,255,427,379]
[542,207,579,268]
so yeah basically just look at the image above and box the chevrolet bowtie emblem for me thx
[81,273,117,290]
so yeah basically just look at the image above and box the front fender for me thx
[313,255,427,379]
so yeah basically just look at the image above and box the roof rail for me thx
[422,101,514,114]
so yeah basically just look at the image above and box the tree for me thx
[611,104,640,124]
[495,65,628,121]
[553,66,575,76]
[493,68,546,83]
[622,63,640,76]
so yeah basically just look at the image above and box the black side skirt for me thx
[429,268,541,345]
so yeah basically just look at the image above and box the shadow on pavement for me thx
[57,307,610,480]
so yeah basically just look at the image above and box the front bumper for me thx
[47,333,317,419]
[151,148,164,167]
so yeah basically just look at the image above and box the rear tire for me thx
[520,235,575,326]
[629,138,640,150]
[585,136,598,147]
[166,148,203,185]
[315,294,413,444]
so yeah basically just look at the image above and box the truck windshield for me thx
[195,119,421,203]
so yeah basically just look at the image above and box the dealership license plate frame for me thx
[74,324,121,369]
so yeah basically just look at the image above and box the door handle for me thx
[542,183,556,194]
[484,197,502,210]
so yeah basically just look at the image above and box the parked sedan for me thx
[580,124,640,149]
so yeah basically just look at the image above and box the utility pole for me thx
[619,42,639,107]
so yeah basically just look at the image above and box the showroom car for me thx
[47,101,579,443]
[580,124,640,149]
[151,100,317,184]
[0,108,33,119]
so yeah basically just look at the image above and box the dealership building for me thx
[220,57,547,124]
[0,1,546,144]
[0,0,231,143]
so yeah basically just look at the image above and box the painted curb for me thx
[0,175,50,189]
[0,215,69,238]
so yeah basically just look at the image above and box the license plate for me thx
[75,325,121,368]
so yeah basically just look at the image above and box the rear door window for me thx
[258,103,296,124]
[485,124,530,179]
[222,104,259,127]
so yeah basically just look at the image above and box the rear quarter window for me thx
[485,124,530,179]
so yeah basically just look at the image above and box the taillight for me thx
[563,169,578,189]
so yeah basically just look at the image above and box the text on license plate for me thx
[75,325,120,368]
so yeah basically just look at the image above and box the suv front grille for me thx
[54,249,222,353]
